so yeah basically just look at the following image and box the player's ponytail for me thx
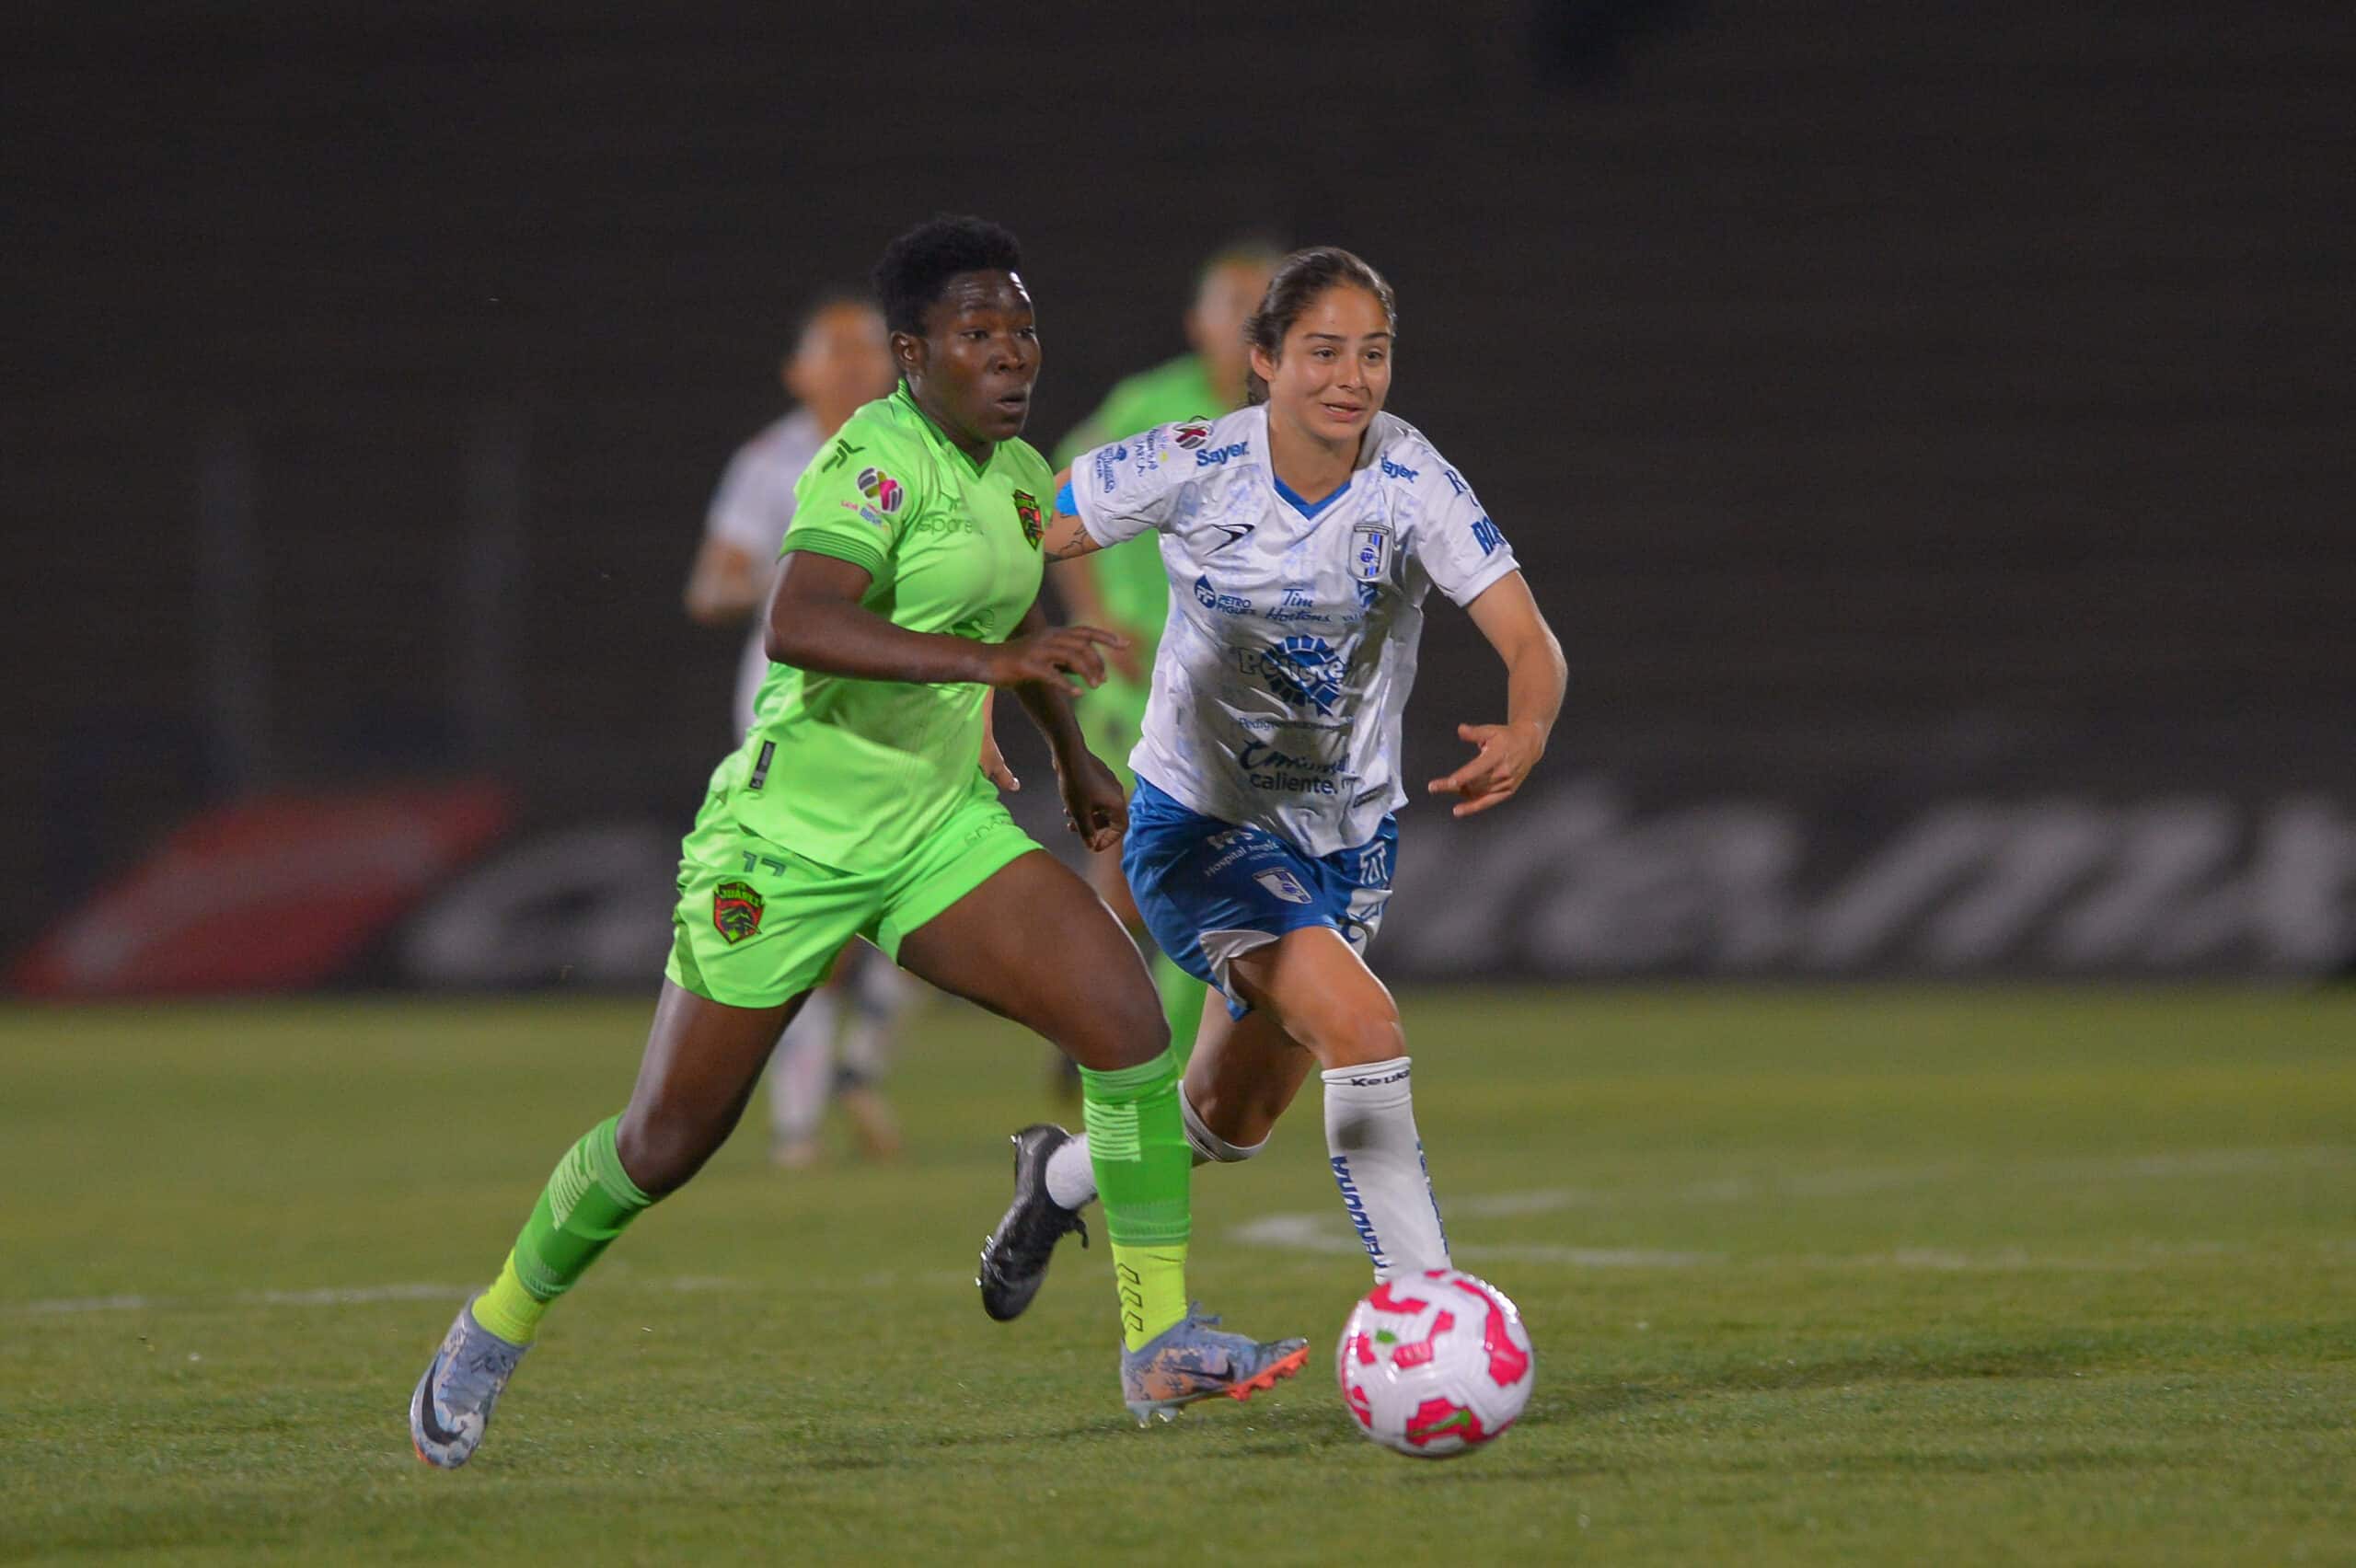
[1242,247,1399,406]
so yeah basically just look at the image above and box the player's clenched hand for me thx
[982,626,1128,691]
[1057,750,1129,853]
[1427,721,1546,818]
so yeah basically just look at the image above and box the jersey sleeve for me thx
[780,429,923,582]
[1065,422,1192,548]
[1411,462,1521,607]
[704,444,785,555]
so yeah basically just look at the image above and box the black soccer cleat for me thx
[977,1123,1090,1322]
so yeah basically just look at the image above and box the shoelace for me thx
[445,1336,520,1401]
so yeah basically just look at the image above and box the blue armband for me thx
[1056,479,1076,516]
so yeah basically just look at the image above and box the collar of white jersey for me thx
[1248,405,1394,522]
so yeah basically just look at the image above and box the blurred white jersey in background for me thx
[703,408,826,734]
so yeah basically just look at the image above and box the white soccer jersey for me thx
[705,409,826,733]
[1069,405,1521,857]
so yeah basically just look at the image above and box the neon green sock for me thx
[1112,1244,1190,1352]
[471,1113,653,1345]
[1151,950,1208,1057]
[1080,1048,1193,1350]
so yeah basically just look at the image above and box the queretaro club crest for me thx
[712,880,766,944]
[1012,489,1045,548]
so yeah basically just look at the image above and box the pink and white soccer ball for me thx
[1336,1268,1535,1458]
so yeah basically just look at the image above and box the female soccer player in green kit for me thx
[409,217,1307,1467]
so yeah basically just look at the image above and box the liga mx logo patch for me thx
[1012,488,1045,548]
[712,880,766,944]
[856,466,904,513]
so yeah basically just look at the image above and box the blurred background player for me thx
[1046,240,1282,1069]
[683,293,909,1167]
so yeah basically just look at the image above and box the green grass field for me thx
[4,988,2351,1565]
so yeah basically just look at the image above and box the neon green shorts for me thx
[1077,677,1150,792]
[664,787,1042,1009]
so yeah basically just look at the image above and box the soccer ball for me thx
[1336,1269,1534,1458]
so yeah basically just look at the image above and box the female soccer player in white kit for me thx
[976,247,1566,1318]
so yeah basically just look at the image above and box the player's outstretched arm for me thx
[1427,571,1567,819]
[765,549,1126,691]
[1000,597,1129,852]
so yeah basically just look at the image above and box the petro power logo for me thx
[1172,421,1211,450]
[1193,575,1251,615]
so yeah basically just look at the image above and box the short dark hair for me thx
[871,215,1024,337]
[1243,247,1398,406]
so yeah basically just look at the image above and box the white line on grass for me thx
[1229,1144,2355,1271]
[6,1270,978,1319]
[7,1276,756,1319]
[1437,1144,2354,1221]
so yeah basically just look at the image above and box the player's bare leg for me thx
[905,851,1307,1420]
[1179,1002,1319,1152]
[1049,844,1149,1102]
[896,851,1164,1074]
[410,983,802,1468]
[615,983,809,1195]
[1223,929,1447,1281]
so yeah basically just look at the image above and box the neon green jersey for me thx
[1053,355,1231,643]
[714,383,1054,871]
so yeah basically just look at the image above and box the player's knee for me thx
[1315,1008,1407,1070]
[1182,1084,1272,1162]
[1060,1015,1171,1074]
[613,1107,722,1199]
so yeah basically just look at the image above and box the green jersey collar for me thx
[895,381,996,478]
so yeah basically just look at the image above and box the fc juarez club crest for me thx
[712,880,766,944]
[1012,489,1045,548]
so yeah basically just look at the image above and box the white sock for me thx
[1322,1056,1449,1281]
[768,990,838,1145]
[1045,1088,1266,1211]
[1044,1134,1098,1210]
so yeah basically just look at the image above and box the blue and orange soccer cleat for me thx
[409,1297,530,1469]
[1120,1306,1311,1426]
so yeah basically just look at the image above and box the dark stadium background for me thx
[6,0,2350,990]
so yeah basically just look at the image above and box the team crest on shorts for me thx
[1253,868,1315,905]
[712,880,766,944]
[856,466,904,513]
[1012,489,1045,548]
[1172,421,1211,450]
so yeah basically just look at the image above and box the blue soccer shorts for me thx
[1121,775,1398,1017]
